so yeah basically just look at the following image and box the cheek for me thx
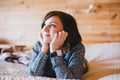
[41,31,44,37]
[50,30,58,38]
[50,32,56,39]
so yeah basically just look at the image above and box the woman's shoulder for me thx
[71,43,85,52]
[65,43,85,61]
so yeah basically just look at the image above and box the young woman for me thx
[26,11,88,79]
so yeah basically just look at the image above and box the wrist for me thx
[41,46,48,54]
[50,48,56,53]
[50,50,63,57]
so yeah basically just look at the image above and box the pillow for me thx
[82,42,120,80]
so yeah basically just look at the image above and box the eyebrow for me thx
[45,21,57,25]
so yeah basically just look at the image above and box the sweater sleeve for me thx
[50,43,85,79]
[26,41,49,76]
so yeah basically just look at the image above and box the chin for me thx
[43,39,51,43]
[44,41,50,44]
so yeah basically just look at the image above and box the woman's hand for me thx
[50,31,68,53]
[39,32,49,54]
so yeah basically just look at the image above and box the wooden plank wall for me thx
[0,0,120,47]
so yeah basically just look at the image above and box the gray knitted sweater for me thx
[26,41,87,79]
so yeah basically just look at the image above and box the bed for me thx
[0,42,120,80]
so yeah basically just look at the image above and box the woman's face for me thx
[41,16,63,43]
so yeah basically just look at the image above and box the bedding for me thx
[82,42,120,80]
[0,61,58,80]
[0,42,120,80]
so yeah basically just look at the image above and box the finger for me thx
[61,31,68,40]
[63,32,68,42]
[58,32,62,39]
[64,32,68,40]
[52,33,58,42]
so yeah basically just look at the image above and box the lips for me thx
[43,33,50,37]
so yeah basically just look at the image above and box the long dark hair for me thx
[41,11,82,48]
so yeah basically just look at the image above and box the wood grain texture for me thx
[0,0,120,47]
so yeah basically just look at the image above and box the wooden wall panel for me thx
[0,0,120,47]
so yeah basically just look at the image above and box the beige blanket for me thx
[0,42,120,80]
[0,61,60,80]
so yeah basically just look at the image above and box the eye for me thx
[50,24,56,27]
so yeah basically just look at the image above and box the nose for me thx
[42,25,50,32]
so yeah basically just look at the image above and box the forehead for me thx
[45,16,61,24]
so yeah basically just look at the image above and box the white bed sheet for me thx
[82,42,120,80]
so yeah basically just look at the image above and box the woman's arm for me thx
[50,43,85,79]
[26,41,49,76]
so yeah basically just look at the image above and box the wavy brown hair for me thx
[41,11,82,48]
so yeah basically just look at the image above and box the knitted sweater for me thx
[26,41,87,79]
